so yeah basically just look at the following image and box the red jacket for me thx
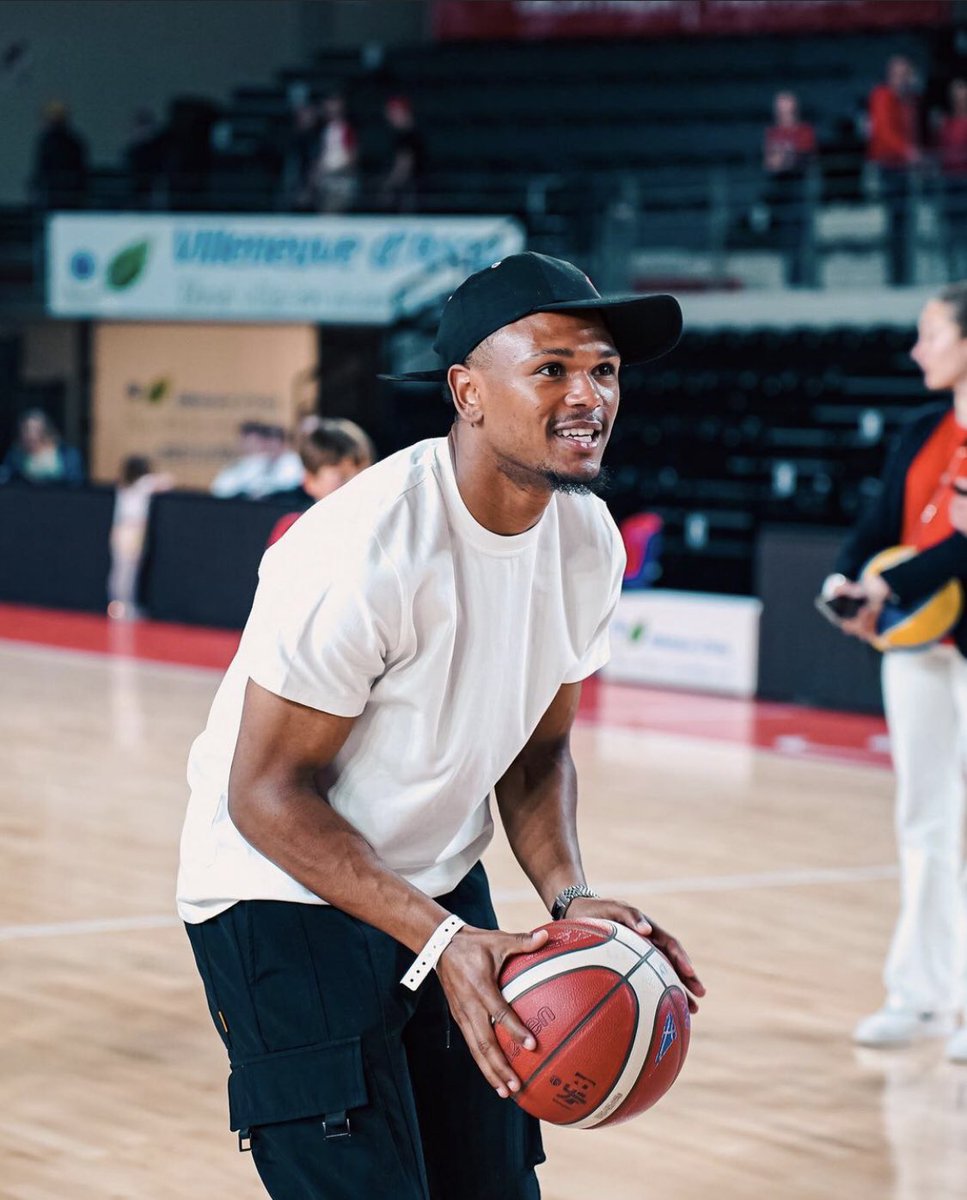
[868,83,918,166]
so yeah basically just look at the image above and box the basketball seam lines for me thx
[499,926,616,985]
[514,949,666,1121]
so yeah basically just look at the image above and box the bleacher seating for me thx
[80,28,931,222]
[596,325,923,593]
[1,28,946,611]
[376,322,926,597]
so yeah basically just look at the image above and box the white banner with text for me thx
[603,591,762,697]
[48,213,525,324]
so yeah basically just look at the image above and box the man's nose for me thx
[564,372,603,405]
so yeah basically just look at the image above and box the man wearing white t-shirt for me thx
[178,252,704,1199]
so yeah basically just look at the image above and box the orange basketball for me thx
[495,918,691,1128]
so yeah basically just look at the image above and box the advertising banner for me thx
[49,214,525,324]
[91,322,316,489]
[434,0,951,40]
[602,590,762,697]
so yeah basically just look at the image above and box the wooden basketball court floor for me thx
[2,606,966,1200]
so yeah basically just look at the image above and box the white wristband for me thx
[400,915,466,991]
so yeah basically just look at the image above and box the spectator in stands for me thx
[309,92,358,213]
[255,424,306,498]
[0,409,83,485]
[210,422,306,500]
[762,91,816,287]
[209,421,270,498]
[936,78,967,280]
[125,108,166,209]
[29,100,88,210]
[823,282,967,1062]
[379,95,425,213]
[281,92,321,211]
[163,97,217,212]
[107,455,173,621]
[267,418,376,546]
[868,56,922,285]
[820,100,867,206]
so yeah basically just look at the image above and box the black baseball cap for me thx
[380,251,682,382]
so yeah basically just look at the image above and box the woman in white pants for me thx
[826,284,967,1059]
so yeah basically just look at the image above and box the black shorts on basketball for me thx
[185,862,545,1200]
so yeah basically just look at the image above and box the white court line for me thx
[490,862,898,903]
[0,863,897,942]
[0,914,180,942]
[0,637,225,680]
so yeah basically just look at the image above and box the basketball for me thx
[863,545,964,651]
[495,918,691,1129]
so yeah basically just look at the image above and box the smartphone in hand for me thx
[814,593,867,626]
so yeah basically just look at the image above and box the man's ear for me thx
[447,364,483,425]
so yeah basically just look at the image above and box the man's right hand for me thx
[435,925,549,1098]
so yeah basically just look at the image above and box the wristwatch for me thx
[550,883,599,921]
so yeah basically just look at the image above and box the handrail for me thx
[7,153,964,304]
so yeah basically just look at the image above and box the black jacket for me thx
[834,401,967,656]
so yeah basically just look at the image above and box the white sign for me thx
[603,590,762,697]
[47,213,525,324]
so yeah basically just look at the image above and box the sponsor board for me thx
[48,214,525,324]
[92,322,315,488]
[434,0,950,40]
[603,590,761,697]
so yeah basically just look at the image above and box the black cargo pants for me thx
[185,863,544,1199]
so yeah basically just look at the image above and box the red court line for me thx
[0,604,890,767]
[0,604,240,670]
[576,676,891,769]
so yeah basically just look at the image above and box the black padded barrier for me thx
[755,525,883,714]
[0,484,114,612]
[0,484,302,628]
[139,491,301,629]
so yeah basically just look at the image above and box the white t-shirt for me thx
[209,453,269,498]
[177,437,625,924]
[250,449,304,498]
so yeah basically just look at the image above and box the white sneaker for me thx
[945,1026,967,1062]
[853,1006,956,1047]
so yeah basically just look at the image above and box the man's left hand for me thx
[564,897,705,1013]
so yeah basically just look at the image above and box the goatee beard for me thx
[541,465,612,496]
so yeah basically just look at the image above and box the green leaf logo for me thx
[146,376,171,403]
[107,240,150,290]
[629,622,647,643]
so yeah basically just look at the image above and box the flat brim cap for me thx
[380,251,682,382]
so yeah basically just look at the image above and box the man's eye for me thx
[537,362,565,376]
[596,362,617,376]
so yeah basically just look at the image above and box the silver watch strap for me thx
[552,883,599,919]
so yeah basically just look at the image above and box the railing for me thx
[3,152,963,317]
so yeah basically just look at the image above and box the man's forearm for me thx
[229,781,448,954]
[495,743,587,913]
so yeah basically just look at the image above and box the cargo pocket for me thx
[228,1036,367,1135]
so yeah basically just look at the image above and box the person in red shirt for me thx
[762,91,817,287]
[825,284,967,1059]
[937,78,967,279]
[868,56,922,285]
[267,418,375,547]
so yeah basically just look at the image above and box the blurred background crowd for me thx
[4,0,967,715]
